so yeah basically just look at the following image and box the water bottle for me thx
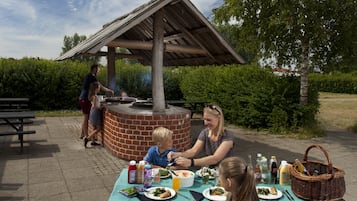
[256,153,269,183]
[143,164,152,189]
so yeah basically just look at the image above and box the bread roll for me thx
[160,190,171,198]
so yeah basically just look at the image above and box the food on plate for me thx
[152,188,171,198]
[199,167,217,177]
[159,168,169,177]
[270,186,277,195]
[257,186,277,196]
[209,187,226,196]
[160,190,172,198]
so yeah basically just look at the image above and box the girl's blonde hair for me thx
[219,157,259,201]
[152,127,173,143]
[88,82,100,101]
[204,104,224,137]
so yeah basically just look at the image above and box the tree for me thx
[213,0,357,105]
[60,33,99,64]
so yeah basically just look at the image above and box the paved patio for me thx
[0,116,355,201]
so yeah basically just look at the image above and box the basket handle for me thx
[303,144,334,175]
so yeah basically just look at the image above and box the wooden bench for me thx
[0,111,36,152]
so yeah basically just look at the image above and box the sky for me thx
[0,0,223,60]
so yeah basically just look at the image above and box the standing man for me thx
[79,64,114,139]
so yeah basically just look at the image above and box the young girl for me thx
[84,82,103,147]
[218,156,259,201]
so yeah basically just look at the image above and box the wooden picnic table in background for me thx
[0,98,36,152]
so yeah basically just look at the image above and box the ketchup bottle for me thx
[128,160,136,184]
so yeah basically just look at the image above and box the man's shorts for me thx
[79,99,91,115]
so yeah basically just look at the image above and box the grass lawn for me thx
[318,92,357,131]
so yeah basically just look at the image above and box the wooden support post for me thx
[107,46,116,89]
[152,9,165,112]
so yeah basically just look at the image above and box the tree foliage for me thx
[213,0,357,104]
[61,33,99,64]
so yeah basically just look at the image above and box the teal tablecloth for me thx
[108,168,303,201]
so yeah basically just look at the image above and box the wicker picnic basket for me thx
[290,144,345,201]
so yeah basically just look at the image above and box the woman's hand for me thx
[175,156,191,168]
[167,151,179,161]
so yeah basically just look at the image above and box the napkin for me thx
[189,190,204,201]
[136,194,152,201]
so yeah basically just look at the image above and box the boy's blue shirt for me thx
[144,146,176,167]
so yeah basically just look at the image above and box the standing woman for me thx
[78,64,113,139]
[218,156,259,201]
[168,104,235,168]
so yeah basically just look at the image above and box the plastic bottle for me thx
[128,160,136,184]
[279,160,291,186]
[255,162,261,183]
[136,160,145,184]
[143,164,152,189]
[257,153,269,183]
[270,156,278,184]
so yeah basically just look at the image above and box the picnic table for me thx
[108,168,303,201]
[0,98,30,112]
[166,100,207,118]
[0,98,36,152]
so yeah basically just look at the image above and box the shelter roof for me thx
[56,0,245,66]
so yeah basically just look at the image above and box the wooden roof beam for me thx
[163,9,216,61]
[107,39,207,55]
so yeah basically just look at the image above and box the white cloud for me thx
[0,0,222,60]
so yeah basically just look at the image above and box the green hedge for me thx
[309,72,357,94]
[179,65,319,131]
[0,58,319,131]
[0,58,89,110]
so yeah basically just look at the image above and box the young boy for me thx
[144,127,176,168]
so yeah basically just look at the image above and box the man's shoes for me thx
[84,137,89,148]
[80,136,84,139]
[91,141,101,146]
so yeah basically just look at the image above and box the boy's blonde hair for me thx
[152,127,173,143]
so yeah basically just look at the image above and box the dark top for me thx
[79,73,97,100]
[197,128,235,164]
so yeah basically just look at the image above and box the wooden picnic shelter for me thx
[56,0,245,112]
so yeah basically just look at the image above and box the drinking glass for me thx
[202,173,209,184]
[172,177,181,191]
[152,168,160,183]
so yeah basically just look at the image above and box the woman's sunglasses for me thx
[206,104,220,114]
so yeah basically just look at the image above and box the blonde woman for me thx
[218,157,259,201]
[168,104,235,168]
[144,127,176,168]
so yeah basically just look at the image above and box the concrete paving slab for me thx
[0,116,355,201]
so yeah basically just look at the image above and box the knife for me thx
[284,190,295,201]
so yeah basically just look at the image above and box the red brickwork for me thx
[101,107,191,161]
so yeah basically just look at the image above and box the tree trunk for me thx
[300,42,309,105]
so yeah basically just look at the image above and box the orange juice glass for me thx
[172,177,181,191]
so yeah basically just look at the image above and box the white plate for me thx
[152,168,171,179]
[202,187,227,201]
[256,186,283,200]
[196,168,217,179]
[144,187,176,200]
